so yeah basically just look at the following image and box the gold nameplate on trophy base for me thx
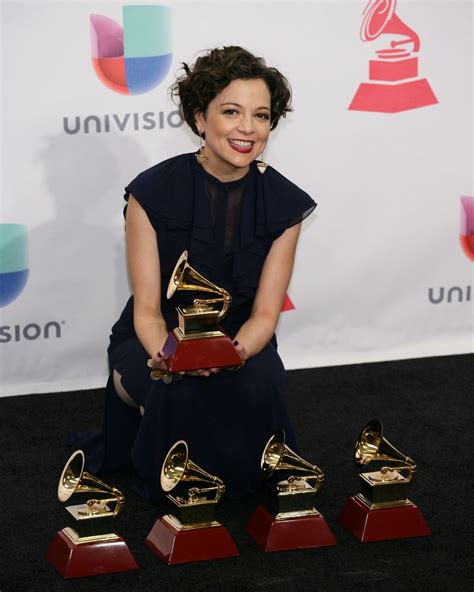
[62,527,120,545]
[165,494,221,530]
[63,503,119,543]
[66,502,115,520]
[162,514,221,532]
[357,470,413,509]
[176,308,225,340]
[270,479,319,519]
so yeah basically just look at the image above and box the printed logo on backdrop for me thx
[281,294,295,312]
[349,0,438,113]
[63,4,182,135]
[0,224,63,343]
[428,196,473,305]
[90,5,172,95]
[0,224,29,308]
[459,196,474,262]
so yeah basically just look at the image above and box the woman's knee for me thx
[113,369,139,409]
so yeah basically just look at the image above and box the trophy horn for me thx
[354,419,416,480]
[260,429,324,493]
[161,440,225,503]
[58,450,125,517]
[166,250,231,320]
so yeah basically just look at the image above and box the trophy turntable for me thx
[152,250,243,380]
[45,450,138,578]
[246,429,336,552]
[146,440,239,564]
[349,0,438,112]
[339,419,431,542]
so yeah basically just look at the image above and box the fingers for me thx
[147,351,168,371]
[187,368,220,377]
[233,340,249,361]
[147,353,221,378]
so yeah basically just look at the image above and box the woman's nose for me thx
[237,114,255,134]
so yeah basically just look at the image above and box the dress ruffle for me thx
[124,153,316,307]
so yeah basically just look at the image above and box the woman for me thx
[77,46,316,501]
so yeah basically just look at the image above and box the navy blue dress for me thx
[75,153,316,501]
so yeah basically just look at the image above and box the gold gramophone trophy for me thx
[145,440,239,564]
[339,419,431,542]
[152,250,242,379]
[246,429,336,552]
[349,0,437,112]
[45,450,138,578]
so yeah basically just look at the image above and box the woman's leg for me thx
[113,369,145,416]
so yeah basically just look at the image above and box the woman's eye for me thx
[256,112,270,121]
[223,109,239,116]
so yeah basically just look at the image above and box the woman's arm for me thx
[233,223,302,360]
[126,195,169,360]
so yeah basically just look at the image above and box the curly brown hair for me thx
[171,46,293,136]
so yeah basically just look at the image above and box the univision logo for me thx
[0,224,29,308]
[90,5,172,95]
[460,196,474,261]
[0,224,64,342]
[427,196,473,305]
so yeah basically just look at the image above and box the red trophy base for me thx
[46,530,139,579]
[145,518,240,565]
[339,496,431,543]
[162,330,242,372]
[246,505,336,552]
[349,78,438,113]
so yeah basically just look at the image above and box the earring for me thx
[195,134,207,164]
[257,153,268,174]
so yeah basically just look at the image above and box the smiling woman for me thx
[194,78,272,181]
[72,46,316,502]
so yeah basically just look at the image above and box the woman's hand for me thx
[233,340,249,361]
[147,351,171,381]
[186,339,249,376]
[185,367,220,377]
[148,353,220,378]
[147,351,168,372]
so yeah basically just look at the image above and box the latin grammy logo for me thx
[460,196,474,261]
[349,0,438,113]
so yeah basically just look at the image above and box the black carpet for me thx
[2,354,473,591]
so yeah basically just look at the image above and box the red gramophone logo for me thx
[349,0,438,113]
[281,294,295,312]
[460,196,474,261]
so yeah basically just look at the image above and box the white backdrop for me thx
[1,0,472,396]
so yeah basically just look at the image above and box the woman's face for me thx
[194,78,271,181]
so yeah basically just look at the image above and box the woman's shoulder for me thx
[262,164,313,202]
[252,162,316,229]
[124,153,196,222]
[130,153,194,188]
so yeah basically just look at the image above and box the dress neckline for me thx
[192,152,252,190]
